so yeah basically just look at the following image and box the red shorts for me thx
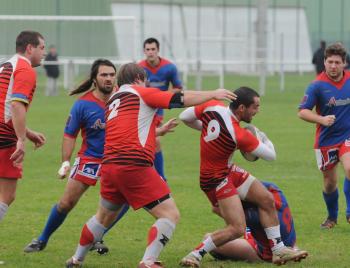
[315,139,350,171]
[204,165,255,207]
[100,163,170,210]
[69,157,101,186]
[0,146,22,179]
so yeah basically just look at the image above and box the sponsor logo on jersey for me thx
[326,97,350,107]
[300,94,308,105]
[91,118,105,130]
[149,81,166,88]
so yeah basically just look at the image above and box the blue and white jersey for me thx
[299,71,350,148]
[64,91,105,159]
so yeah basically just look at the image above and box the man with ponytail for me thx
[24,59,126,254]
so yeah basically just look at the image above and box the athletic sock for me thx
[264,225,285,252]
[323,189,339,220]
[191,235,216,261]
[0,201,9,222]
[73,215,106,262]
[142,218,175,265]
[103,204,130,234]
[343,178,350,218]
[38,204,67,243]
[154,151,166,180]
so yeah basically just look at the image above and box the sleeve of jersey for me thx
[11,68,36,104]
[141,87,181,109]
[170,64,183,89]
[236,128,260,153]
[64,102,82,138]
[298,83,317,110]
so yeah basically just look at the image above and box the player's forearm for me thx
[251,142,276,161]
[179,107,202,131]
[11,101,27,142]
[61,135,76,162]
[183,91,216,107]
[298,109,323,124]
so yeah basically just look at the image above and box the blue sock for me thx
[343,178,350,217]
[154,151,166,180]
[323,189,339,220]
[103,204,130,234]
[38,204,67,243]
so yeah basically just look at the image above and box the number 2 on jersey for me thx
[107,98,120,121]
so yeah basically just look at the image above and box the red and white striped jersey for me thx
[194,100,259,190]
[103,84,174,166]
[0,54,36,148]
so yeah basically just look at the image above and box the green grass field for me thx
[0,73,348,268]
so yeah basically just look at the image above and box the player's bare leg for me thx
[210,237,262,262]
[0,178,17,222]
[180,195,246,267]
[245,180,308,264]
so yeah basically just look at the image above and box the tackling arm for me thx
[179,107,202,131]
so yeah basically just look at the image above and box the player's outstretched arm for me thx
[183,89,236,107]
[58,136,76,179]
[298,109,336,126]
[179,107,202,131]
[156,118,179,136]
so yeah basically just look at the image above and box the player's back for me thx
[194,100,240,189]
[103,84,172,167]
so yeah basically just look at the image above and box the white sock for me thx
[192,235,216,260]
[0,202,9,222]
[264,225,285,252]
[73,215,107,262]
[142,218,176,265]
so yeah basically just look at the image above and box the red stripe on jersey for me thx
[103,87,161,166]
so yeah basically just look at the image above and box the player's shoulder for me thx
[138,59,147,68]
[159,57,176,68]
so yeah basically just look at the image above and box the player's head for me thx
[16,31,45,67]
[70,59,116,96]
[324,43,347,81]
[143,37,160,63]
[117,62,147,87]
[229,87,260,123]
[320,40,326,50]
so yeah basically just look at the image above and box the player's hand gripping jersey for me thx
[103,84,181,166]
[0,55,36,148]
[299,71,350,148]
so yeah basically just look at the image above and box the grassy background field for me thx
[0,73,347,267]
